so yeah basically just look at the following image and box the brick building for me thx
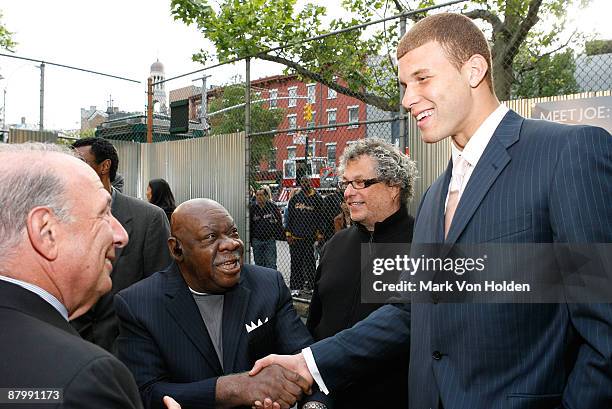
[178,74,369,195]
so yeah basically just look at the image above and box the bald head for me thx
[171,198,228,237]
[168,198,243,293]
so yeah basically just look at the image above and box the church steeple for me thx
[150,59,167,114]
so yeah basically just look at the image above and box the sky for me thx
[0,0,611,130]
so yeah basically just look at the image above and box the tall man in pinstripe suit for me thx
[251,12,612,409]
[115,199,330,409]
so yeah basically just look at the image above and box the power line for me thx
[0,53,141,83]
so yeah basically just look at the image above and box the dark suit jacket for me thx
[72,190,172,354]
[0,280,142,409]
[310,111,612,409]
[115,263,331,409]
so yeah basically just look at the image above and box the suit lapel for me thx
[445,110,522,244]
[0,280,79,337]
[163,265,223,374]
[111,189,133,263]
[221,273,251,373]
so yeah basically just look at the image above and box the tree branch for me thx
[256,53,396,111]
[515,31,576,74]
[391,0,404,13]
[507,0,544,58]
[463,9,503,33]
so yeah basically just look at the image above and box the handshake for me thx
[162,353,318,409]
[245,352,317,409]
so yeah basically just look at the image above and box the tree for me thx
[585,39,612,56]
[207,82,284,167]
[0,11,16,51]
[512,49,578,98]
[171,0,588,109]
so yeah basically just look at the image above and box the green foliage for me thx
[512,49,579,98]
[0,11,16,51]
[171,0,590,107]
[585,39,612,56]
[207,83,284,165]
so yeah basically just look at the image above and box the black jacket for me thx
[250,201,283,241]
[0,280,142,409]
[286,189,324,239]
[307,206,414,409]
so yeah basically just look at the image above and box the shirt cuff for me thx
[302,347,329,395]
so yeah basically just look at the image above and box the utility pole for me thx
[147,77,153,143]
[193,74,211,132]
[39,63,45,131]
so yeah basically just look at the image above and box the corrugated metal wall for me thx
[406,89,612,215]
[114,132,247,240]
[9,129,57,144]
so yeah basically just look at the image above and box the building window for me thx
[269,148,277,170]
[306,111,316,131]
[327,76,338,99]
[348,105,359,127]
[287,146,296,159]
[308,140,317,157]
[269,89,278,108]
[326,109,337,130]
[288,86,298,107]
[307,84,316,103]
[287,114,297,134]
[326,143,337,163]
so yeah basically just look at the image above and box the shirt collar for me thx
[451,104,509,167]
[0,275,69,321]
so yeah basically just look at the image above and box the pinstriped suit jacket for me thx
[115,263,328,409]
[310,110,612,409]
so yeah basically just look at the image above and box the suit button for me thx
[432,351,442,360]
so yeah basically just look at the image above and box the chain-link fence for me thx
[2,1,611,302]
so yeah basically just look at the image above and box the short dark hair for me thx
[397,13,494,91]
[72,137,119,181]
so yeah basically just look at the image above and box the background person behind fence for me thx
[147,178,177,222]
[306,138,416,409]
[285,176,325,296]
[250,187,283,270]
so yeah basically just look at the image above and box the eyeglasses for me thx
[338,178,382,190]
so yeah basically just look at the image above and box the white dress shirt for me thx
[445,104,509,209]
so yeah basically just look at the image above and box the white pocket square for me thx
[245,317,269,333]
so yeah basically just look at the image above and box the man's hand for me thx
[217,364,310,409]
[163,396,181,409]
[250,353,313,390]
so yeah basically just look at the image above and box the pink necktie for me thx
[445,156,469,238]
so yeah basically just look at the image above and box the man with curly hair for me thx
[306,138,416,409]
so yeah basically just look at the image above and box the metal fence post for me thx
[398,15,406,152]
[245,57,251,263]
